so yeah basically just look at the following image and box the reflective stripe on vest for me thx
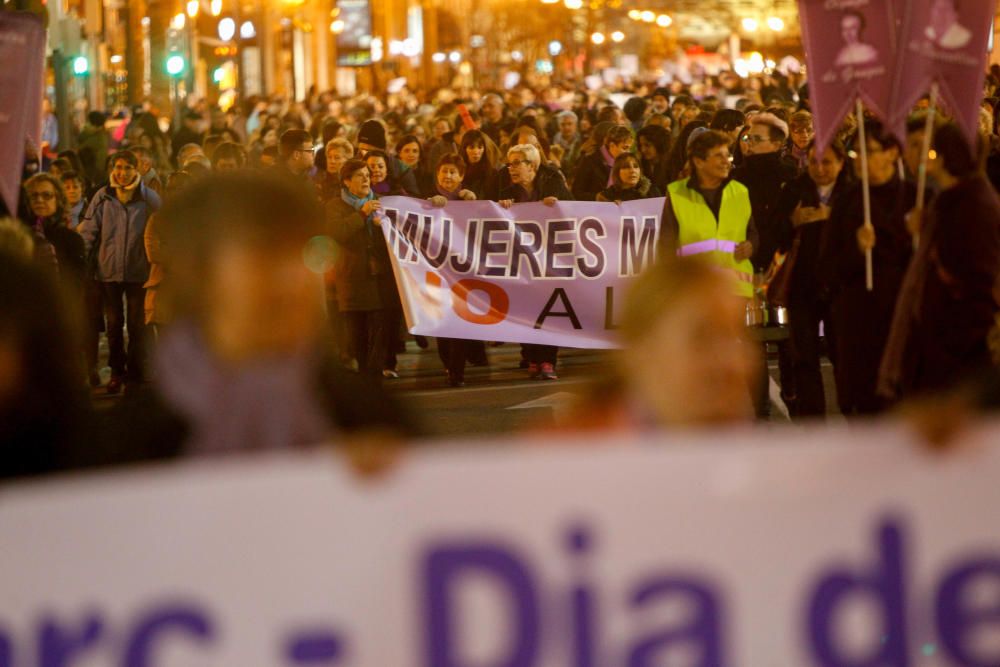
[668,177,755,298]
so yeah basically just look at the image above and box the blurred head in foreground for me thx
[619,258,758,427]
[158,171,327,363]
[0,251,89,478]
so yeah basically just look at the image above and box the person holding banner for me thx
[572,125,635,201]
[819,120,915,416]
[596,153,662,203]
[498,143,572,380]
[327,159,397,380]
[428,154,479,387]
[459,130,502,200]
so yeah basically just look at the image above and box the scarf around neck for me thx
[112,172,142,201]
[341,187,377,223]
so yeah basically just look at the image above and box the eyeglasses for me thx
[509,160,533,168]
[744,135,772,144]
[295,147,315,155]
[28,191,56,201]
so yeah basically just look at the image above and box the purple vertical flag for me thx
[22,24,46,152]
[891,0,994,148]
[799,0,901,154]
[0,12,45,216]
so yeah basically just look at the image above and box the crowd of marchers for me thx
[4,68,1000,478]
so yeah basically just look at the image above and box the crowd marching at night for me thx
[4,65,1000,477]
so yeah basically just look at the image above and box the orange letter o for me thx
[451,279,509,325]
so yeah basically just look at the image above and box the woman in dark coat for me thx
[636,124,672,193]
[879,124,1000,400]
[363,150,407,377]
[772,139,851,417]
[819,121,915,416]
[572,125,634,201]
[328,158,400,379]
[498,143,572,381]
[459,129,502,200]
[395,134,434,197]
[596,153,663,203]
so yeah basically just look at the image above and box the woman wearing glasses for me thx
[497,144,572,380]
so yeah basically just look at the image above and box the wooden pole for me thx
[913,81,939,249]
[856,98,873,292]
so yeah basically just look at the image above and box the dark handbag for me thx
[766,232,801,308]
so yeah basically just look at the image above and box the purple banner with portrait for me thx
[0,12,45,216]
[891,0,994,147]
[378,196,667,349]
[799,0,902,153]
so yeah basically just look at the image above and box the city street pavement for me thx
[92,336,840,437]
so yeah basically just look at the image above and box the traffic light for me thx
[166,54,186,77]
[71,55,89,76]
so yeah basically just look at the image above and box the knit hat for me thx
[357,120,387,149]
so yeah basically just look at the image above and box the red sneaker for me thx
[528,362,540,379]
[540,362,558,380]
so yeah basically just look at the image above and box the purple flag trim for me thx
[799,0,902,154]
[0,13,45,216]
[890,0,994,149]
[22,24,46,152]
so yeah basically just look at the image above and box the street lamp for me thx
[218,17,236,41]
[610,31,624,42]
[590,31,605,44]
[186,0,199,18]
[742,17,759,32]
[656,14,672,27]
[240,20,255,39]
[564,0,583,9]
[640,10,655,22]
[767,16,784,31]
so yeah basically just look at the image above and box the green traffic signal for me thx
[72,56,89,75]
[166,54,186,77]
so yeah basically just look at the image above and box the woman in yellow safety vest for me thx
[658,129,758,299]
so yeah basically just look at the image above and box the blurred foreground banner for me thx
[379,196,664,349]
[3,422,1000,665]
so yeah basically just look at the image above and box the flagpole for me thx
[913,81,939,250]
[856,99,874,292]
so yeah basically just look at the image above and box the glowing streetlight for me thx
[186,0,199,18]
[449,50,461,63]
[432,52,446,63]
[741,17,759,32]
[767,16,784,31]
[171,12,186,29]
[564,0,583,9]
[210,0,221,16]
[628,9,641,20]
[217,17,235,40]
[610,31,625,42]
[549,40,562,56]
[330,19,345,33]
[656,14,672,27]
[640,10,655,22]
[240,20,255,39]
[591,31,605,44]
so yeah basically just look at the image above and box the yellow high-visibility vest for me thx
[667,177,755,298]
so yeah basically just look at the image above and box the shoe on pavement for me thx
[415,335,429,349]
[539,362,558,380]
[382,369,399,379]
[528,362,541,380]
[447,372,465,388]
[106,375,124,395]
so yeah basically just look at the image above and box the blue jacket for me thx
[79,183,161,283]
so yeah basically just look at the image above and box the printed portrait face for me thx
[841,13,863,45]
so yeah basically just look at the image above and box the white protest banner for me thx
[3,421,1000,665]
[378,196,663,349]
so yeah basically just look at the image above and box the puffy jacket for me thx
[79,183,161,283]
